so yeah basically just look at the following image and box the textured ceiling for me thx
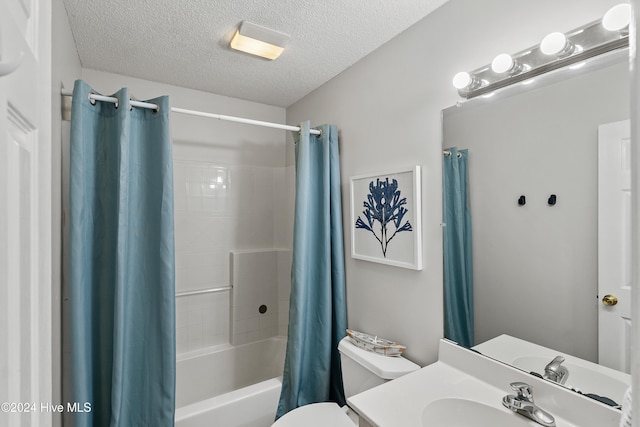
[62,0,449,107]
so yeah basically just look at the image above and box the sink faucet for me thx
[544,356,569,385]
[502,382,556,427]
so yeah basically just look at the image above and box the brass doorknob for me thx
[602,294,618,306]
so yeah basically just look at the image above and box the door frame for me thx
[0,0,53,425]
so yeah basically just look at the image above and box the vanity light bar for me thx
[454,4,630,99]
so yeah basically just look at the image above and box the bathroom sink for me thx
[421,398,533,427]
[348,340,621,427]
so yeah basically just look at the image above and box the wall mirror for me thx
[442,48,631,407]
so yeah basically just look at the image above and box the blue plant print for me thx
[355,177,412,257]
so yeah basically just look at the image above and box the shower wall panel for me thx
[174,162,293,354]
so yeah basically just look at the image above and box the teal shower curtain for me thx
[443,147,474,348]
[69,80,176,426]
[276,121,348,419]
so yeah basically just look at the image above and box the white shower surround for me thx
[173,160,294,354]
[175,337,286,427]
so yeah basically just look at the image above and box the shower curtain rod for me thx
[60,89,322,135]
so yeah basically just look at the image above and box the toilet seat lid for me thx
[272,402,354,427]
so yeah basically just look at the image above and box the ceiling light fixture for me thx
[491,54,515,74]
[452,3,630,99]
[602,3,632,32]
[491,53,525,75]
[229,21,289,60]
[540,32,575,56]
[452,71,483,90]
[452,72,472,89]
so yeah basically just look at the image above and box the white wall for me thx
[444,61,629,362]
[52,0,81,425]
[286,0,624,366]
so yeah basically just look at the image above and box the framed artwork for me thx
[350,166,422,270]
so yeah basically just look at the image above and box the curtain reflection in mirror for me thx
[443,148,474,348]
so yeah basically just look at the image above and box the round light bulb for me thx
[491,53,515,74]
[602,3,631,31]
[540,32,569,55]
[452,71,472,89]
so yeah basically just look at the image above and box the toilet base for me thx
[271,402,356,427]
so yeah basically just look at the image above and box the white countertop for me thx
[347,339,622,427]
[349,361,521,426]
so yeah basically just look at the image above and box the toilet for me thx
[272,336,420,426]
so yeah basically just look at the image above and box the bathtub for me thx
[175,336,286,427]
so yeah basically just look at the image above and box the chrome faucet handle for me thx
[545,356,565,371]
[544,356,569,384]
[510,382,533,401]
[504,382,556,427]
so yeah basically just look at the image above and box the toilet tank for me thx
[338,336,420,399]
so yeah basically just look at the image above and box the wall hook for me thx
[548,194,557,206]
[518,195,526,206]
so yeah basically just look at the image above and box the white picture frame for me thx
[350,166,422,270]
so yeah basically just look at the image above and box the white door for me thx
[598,119,632,373]
[0,0,52,426]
